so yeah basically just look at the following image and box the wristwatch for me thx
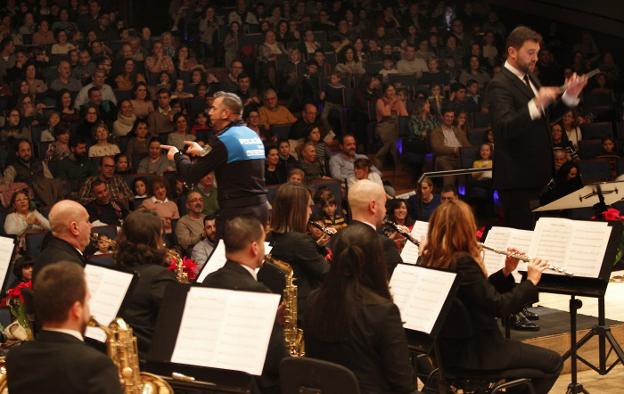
[199,145,212,157]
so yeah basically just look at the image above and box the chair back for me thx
[280,357,361,394]
[580,121,613,140]
[26,231,49,257]
[578,159,612,184]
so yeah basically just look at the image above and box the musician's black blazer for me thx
[6,330,122,394]
[118,263,177,355]
[304,287,416,394]
[33,235,87,282]
[487,67,571,191]
[202,260,288,393]
[437,254,539,370]
[349,221,403,277]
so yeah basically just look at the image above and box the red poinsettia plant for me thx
[167,256,199,281]
[593,207,624,266]
[6,280,34,340]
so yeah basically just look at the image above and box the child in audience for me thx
[9,256,33,288]
[320,193,347,232]
[287,168,305,184]
[472,143,493,181]
[278,138,298,169]
[600,136,620,156]
[320,71,345,131]
[131,177,150,210]
[94,234,114,255]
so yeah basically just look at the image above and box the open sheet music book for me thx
[171,287,280,376]
[0,236,15,292]
[399,221,429,264]
[390,264,457,335]
[482,218,612,279]
[196,242,272,283]
[84,264,135,342]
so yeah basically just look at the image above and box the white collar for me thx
[42,328,84,341]
[241,264,258,280]
[151,196,169,204]
[504,60,528,81]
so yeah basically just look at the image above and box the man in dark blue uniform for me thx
[161,91,268,236]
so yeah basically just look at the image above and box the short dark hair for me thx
[203,214,217,225]
[506,26,542,50]
[441,184,457,195]
[223,215,264,253]
[34,262,86,323]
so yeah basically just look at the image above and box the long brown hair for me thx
[271,183,310,233]
[420,200,486,276]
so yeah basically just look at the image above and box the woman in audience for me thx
[455,110,470,136]
[300,29,321,60]
[374,83,408,170]
[32,19,55,46]
[24,63,47,95]
[175,45,199,74]
[336,45,366,77]
[130,82,154,119]
[404,98,439,181]
[112,99,137,138]
[384,198,415,252]
[126,119,150,169]
[167,113,196,150]
[263,183,330,320]
[114,58,146,92]
[305,224,416,394]
[561,110,582,150]
[223,22,240,69]
[258,30,286,87]
[406,176,440,222]
[145,40,175,76]
[56,89,80,125]
[45,124,72,163]
[76,104,100,142]
[420,200,562,394]
[4,190,51,252]
[88,123,121,158]
[265,145,287,186]
[116,210,177,355]
[140,177,179,236]
[550,123,579,161]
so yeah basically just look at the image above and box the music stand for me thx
[532,190,624,393]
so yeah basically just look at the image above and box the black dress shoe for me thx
[522,306,539,321]
[510,313,540,331]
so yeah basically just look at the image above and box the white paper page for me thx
[565,221,612,278]
[482,227,513,275]
[400,221,429,264]
[390,264,456,334]
[529,218,574,271]
[0,237,15,291]
[84,264,134,342]
[171,287,280,375]
[264,242,272,255]
[196,240,227,283]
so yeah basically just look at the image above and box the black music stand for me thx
[524,216,623,393]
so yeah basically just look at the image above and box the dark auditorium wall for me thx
[489,0,624,38]
[129,0,173,35]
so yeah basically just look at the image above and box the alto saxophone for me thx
[165,249,189,283]
[88,316,173,394]
[264,254,305,357]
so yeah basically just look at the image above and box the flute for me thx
[383,220,420,246]
[308,220,337,237]
[479,243,574,276]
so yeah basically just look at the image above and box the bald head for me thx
[348,180,387,226]
[49,200,92,251]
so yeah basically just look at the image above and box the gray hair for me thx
[214,91,243,117]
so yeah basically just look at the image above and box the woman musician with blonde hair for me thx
[420,200,562,394]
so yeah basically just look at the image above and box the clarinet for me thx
[383,220,420,246]
[479,243,574,276]
[308,220,336,237]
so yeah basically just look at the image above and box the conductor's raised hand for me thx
[183,141,204,157]
[527,258,549,286]
[160,144,179,161]
[565,72,588,98]
[534,87,559,110]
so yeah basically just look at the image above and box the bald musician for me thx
[346,180,403,276]
[7,262,122,394]
[33,200,93,281]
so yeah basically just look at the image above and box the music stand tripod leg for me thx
[566,296,589,394]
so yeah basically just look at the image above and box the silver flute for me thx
[308,221,336,237]
[384,220,420,246]
[479,243,573,277]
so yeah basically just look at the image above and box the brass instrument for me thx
[307,220,336,237]
[479,243,574,276]
[264,254,305,357]
[383,220,420,246]
[88,316,173,394]
[165,249,189,283]
[0,357,7,394]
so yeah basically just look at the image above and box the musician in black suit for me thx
[7,261,122,394]
[260,183,329,320]
[33,200,92,281]
[202,216,287,394]
[346,179,403,276]
[420,200,562,394]
[116,210,177,355]
[305,224,417,394]
[487,26,587,230]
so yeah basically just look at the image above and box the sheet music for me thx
[0,237,15,292]
[84,264,134,342]
[390,264,456,334]
[171,287,280,375]
[196,240,227,283]
[400,221,429,264]
[482,227,533,282]
[528,218,611,278]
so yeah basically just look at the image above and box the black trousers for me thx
[504,340,563,394]
[498,188,542,230]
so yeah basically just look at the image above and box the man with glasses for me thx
[78,156,133,208]
[258,88,297,130]
[220,59,245,93]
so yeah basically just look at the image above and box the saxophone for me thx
[264,254,305,357]
[88,316,173,394]
[165,249,189,283]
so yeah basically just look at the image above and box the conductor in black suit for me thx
[346,179,403,276]
[33,200,93,281]
[202,215,287,394]
[7,261,122,394]
[487,26,587,229]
